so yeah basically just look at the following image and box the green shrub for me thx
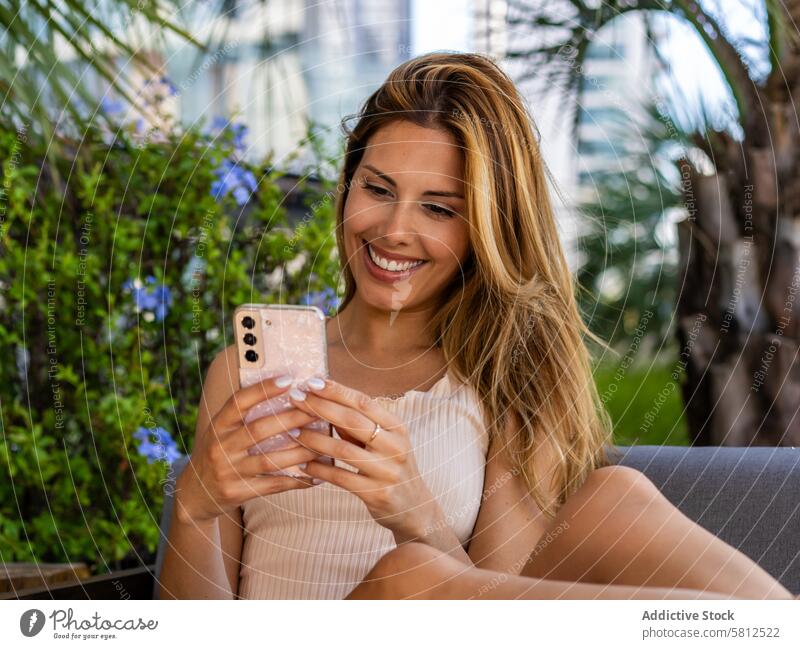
[594,354,690,447]
[0,120,340,573]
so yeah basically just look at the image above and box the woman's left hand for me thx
[287,377,436,541]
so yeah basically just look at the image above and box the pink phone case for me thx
[234,303,332,478]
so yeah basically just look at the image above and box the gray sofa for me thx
[153,445,800,597]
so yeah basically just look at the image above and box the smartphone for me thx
[233,303,333,478]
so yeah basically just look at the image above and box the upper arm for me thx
[192,343,244,595]
[466,410,560,574]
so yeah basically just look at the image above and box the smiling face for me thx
[342,119,471,313]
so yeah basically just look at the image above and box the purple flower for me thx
[101,96,124,114]
[209,117,247,146]
[123,276,173,321]
[134,426,183,465]
[230,123,248,151]
[210,159,258,206]
[301,287,340,316]
[210,115,228,132]
[161,76,179,96]
[232,185,250,206]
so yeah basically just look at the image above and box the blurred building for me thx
[160,0,516,170]
[572,14,661,203]
[165,0,413,171]
[71,1,661,270]
[501,7,658,272]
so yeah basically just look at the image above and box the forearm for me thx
[393,500,473,566]
[158,504,236,600]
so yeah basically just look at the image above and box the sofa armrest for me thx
[152,455,189,599]
[611,445,800,596]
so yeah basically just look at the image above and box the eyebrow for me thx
[363,164,464,199]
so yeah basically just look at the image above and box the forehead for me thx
[361,120,464,187]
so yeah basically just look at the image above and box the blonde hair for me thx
[332,52,618,518]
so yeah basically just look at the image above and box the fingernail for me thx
[298,462,307,469]
[248,433,296,454]
[312,478,325,485]
[307,376,326,390]
[288,388,306,401]
[274,374,293,388]
[288,428,301,438]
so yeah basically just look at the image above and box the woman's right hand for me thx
[174,375,324,525]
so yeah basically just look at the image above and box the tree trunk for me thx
[675,9,800,446]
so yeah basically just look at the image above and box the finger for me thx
[217,374,296,428]
[236,445,322,477]
[295,428,390,478]
[299,456,372,493]
[228,408,321,452]
[303,378,403,432]
[290,387,400,450]
[236,474,316,500]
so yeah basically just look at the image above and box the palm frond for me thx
[0,1,205,142]
[508,0,761,140]
[671,0,761,134]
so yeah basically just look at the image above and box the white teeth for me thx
[368,243,424,272]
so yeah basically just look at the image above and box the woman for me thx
[160,52,794,599]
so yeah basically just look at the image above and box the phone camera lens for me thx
[245,349,258,362]
[243,333,256,345]
[241,316,255,329]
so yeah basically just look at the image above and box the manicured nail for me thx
[288,428,301,438]
[288,388,306,401]
[306,376,326,390]
[298,462,307,470]
[312,478,325,485]
[274,374,293,388]
[248,433,296,454]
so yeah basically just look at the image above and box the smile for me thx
[362,239,428,281]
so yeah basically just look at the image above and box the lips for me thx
[364,239,426,263]
[361,239,428,282]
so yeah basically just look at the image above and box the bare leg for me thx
[519,465,793,599]
[345,542,749,600]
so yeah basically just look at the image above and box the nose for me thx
[377,197,418,243]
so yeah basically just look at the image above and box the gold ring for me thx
[367,422,381,444]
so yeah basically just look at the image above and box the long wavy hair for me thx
[331,52,619,519]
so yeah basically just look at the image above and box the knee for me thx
[582,465,663,509]
[376,542,442,577]
[362,543,450,598]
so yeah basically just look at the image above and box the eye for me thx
[423,203,456,218]
[363,180,456,218]
[364,183,391,197]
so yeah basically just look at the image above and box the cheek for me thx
[429,224,470,267]
[343,191,377,232]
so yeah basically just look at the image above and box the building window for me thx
[577,106,628,125]
[577,139,620,156]
[585,42,626,60]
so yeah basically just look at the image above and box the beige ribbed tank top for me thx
[238,369,490,599]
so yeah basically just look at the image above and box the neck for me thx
[328,293,440,360]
